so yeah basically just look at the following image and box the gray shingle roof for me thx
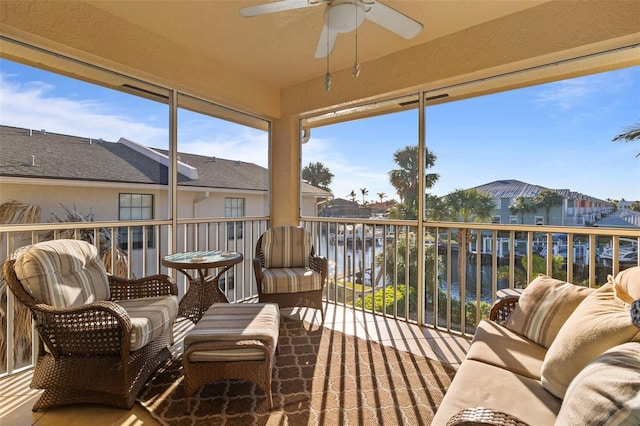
[0,125,328,195]
[469,179,609,205]
[469,179,552,198]
[0,126,167,184]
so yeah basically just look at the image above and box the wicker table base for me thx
[178,275,229,322]
[162,251,243,323]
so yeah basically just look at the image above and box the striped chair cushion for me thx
[260,267,323,294]
[118,295,178,351]
[262,226,311,268]
[13,239,110,308]
[505,274,594,348]
[556,342,640,426]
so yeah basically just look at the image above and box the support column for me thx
[270,115,301,227]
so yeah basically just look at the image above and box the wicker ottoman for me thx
[183,303,280,412]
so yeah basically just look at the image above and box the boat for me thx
[599,238,638,267]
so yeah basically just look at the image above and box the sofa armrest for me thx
[488,295,520,324]
[447,407,529,426]
[108,274,177,300]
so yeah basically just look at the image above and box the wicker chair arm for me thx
[31,300,133,358]
[631,298,640,328]
[253,258,264,282]
[489,296,520,324]
[447,407,529,426]
[309,255,328,278]
[108,273,177,300]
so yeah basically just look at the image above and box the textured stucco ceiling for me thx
[87,0,551,89]
[1,1,639,119]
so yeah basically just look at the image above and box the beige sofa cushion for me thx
[431,359,562,426]
[541,269,640,399]
[13,239,110,308]
[505,275,594,348]
[466,320,547,380]
[556,342,640,426]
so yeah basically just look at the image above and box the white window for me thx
[535,216,544,226]
[118,193,154,249]
[225,197,244,239]
[509,215,519,224]
[492,215,501,224]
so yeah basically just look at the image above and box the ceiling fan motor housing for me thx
[325,0,367,33]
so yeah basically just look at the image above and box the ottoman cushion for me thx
[184,303,280,356]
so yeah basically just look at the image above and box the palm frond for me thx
[612,122,640,142]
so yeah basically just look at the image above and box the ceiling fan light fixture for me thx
[325,1,366,33]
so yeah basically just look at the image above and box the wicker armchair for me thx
[253,226,327,322]
[3,239,178,411]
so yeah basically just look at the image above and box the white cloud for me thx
[0,73,166,146]
[179,127,268,168]
[302,135,398,201]
[534,78,593,110]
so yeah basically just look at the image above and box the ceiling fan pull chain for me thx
[353,0,361,78]
[325,10,332,91]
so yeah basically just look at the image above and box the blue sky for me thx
[303,66,640,202]
[1,59,639,202]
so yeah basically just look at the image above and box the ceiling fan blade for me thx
[365,1,423,39]
[240,0,319,18]
[315,25,339,58]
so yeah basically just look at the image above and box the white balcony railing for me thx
[1,217,638,378]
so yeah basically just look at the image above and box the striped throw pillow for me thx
[505,275,594,348]
[556,342,640,426]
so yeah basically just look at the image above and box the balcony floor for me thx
[1,303,470,425]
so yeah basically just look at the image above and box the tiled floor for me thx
[0,304,470,426]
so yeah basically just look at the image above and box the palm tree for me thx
[612,120,640,157]
[440,189,496,296]
[441,189,496,224]
[534,190,564,225]
[302,161,334,191]
[377,192,386,205]
[388,145,439,218]
[359,187,368,205]
[347,190,357,203]
[509,196,537,224]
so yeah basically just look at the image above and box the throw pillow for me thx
[556,342,640,426]
[505,274,594,348]
[541,272,640,399]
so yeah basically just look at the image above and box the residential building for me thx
[320,198,371,218]
[0,125,330,275]
[471,179,614,226]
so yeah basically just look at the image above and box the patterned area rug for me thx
[137,317,456,425]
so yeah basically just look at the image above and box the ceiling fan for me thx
[240,0,423,58]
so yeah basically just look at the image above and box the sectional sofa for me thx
[433,267,640,425]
